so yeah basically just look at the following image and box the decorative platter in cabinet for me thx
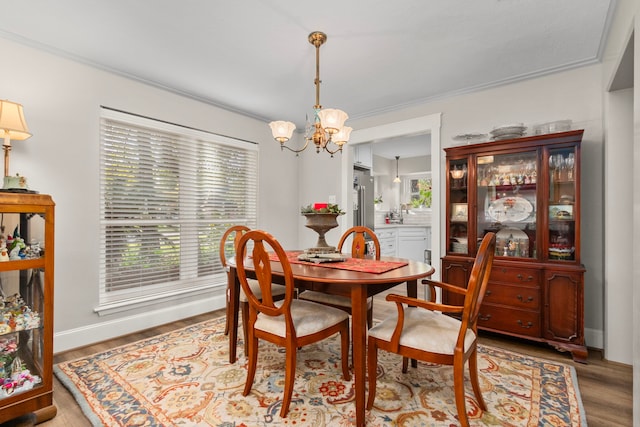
[488,196,533,222]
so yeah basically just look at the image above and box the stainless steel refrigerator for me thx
[353,167,375,230]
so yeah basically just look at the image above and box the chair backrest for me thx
[459,232,496,335]
[219,225,251,268]
[337,226,381,259]
[236,230,295,320]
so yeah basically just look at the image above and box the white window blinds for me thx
[98,108,258,310]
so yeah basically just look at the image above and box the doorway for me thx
[343,113,442,280]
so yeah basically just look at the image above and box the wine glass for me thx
[566,153,575,180]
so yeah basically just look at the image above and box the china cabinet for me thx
[0,193,56,423]
[442,130,586,362]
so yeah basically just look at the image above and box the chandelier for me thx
[269,31,352,157]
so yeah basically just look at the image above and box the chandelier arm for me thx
[323,140,343,156]
[280,138,311,154]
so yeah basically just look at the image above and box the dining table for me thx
[226,250,435,427]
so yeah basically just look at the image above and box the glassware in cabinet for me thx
[547,146,578,261]
[476,151,538,259]
[447,158,468,255]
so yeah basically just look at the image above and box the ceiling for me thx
[0,1,615,159]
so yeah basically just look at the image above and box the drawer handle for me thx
[516,274,534,282]
[479,314,492,321]
[516,294,534,303]
[485,290,492,297]
[517,320,533,329]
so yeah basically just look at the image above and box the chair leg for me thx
[224,285,230,335]
[280,344,297,418]
[453,359,469,427]
[367,305,373,329]
[243,331,258,397]
[401,357,409,373]
[469,348,487,410]
[241,301,250,356]
[340,322,351,381]
[366,337,378,410]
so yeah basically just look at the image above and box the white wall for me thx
[0,37,299,352]
[299,64,606,351]
[599,10,638,424]
[604,87,633,364]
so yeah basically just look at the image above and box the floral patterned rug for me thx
[54,317,586,426]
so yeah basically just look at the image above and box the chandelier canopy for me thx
[269,31,352,157]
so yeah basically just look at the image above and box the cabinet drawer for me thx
[478,305,541,337]
[376,229,397,239]
[379,239,396,257]
[490,266,540,287]
[483,283,540,310]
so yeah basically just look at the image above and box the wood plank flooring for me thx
[2,286,632,426]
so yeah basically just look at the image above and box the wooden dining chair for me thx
[220,225,286,351]
[298,225,380,327]
[366,232,496,427]
[236,230,351,418]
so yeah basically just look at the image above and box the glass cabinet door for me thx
[448,158,468,254]
[476,151,537,258]
[0,213,45,400]
[547,147,577,261]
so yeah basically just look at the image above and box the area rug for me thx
[54,317,586,426]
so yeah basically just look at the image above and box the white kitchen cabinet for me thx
[376,228,397,257]
[353,143,372,169]
[397,227,430,262]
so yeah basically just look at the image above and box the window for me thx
[404,173,432,208]
[97,108,258,312]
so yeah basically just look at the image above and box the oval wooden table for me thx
[227,253,435,427]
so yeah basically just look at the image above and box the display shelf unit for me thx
[442,130,587,362]
[0,193,56,423]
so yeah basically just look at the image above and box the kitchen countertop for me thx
[375,223,431,229]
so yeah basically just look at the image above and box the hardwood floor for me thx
[3,286,632,426]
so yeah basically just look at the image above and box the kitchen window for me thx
[96,108,258,313]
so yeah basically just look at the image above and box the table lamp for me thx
[0,100,31,190]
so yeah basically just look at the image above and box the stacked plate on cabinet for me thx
[452,133,487,146]
[490,123,527,140]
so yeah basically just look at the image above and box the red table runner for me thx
[268,251,408,274]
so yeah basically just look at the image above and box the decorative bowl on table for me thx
[301,203,344,253]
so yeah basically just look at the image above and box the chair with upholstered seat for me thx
[236,229,351,418]
[298,226,380,327]
[366,232,496,427]
[220,225,286,352]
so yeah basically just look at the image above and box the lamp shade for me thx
[332,126,352,146]
[317,108,348,134]
[0,100,31,146]
[269,121,296,143]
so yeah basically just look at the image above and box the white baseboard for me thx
[585,326,603,350]
[54,295,226,354]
